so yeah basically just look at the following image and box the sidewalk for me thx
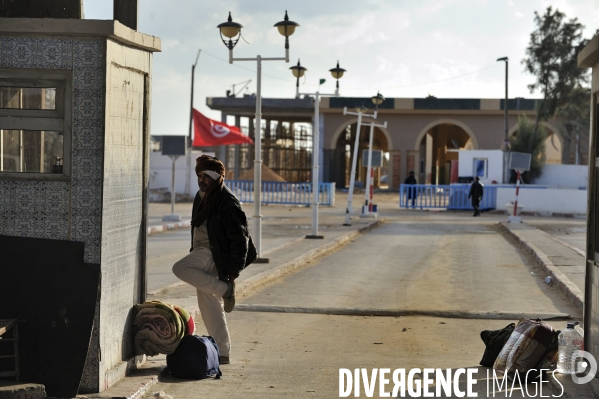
[501,221,586,311]
[86,195,592,398]
[87,198,382,398]
[146,203,192,235]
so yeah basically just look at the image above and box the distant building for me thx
[207,95,570,190]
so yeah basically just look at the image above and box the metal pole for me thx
[253,56,264,259]
[504,59,509,184]
[576,133,580,165]
[344,110,363,226]
[507,169,522,223]
[186,50,201,197]
[513,170,520,216]
[171,156,176,215]
[163,155,181,221]
[307,92,322,238]
[363,122,375,215]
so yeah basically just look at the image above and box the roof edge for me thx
[578,34,599,68]
[0,18,161,52]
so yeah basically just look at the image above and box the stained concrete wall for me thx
[96,38,152,391]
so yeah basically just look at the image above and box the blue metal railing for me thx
[399,184,497,210]
[227,181,335,206]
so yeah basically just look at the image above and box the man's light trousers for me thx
[172,247,231,357]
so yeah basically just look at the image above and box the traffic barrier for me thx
[228,181,335,206]
[399,184,497,210]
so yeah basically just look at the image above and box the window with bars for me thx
[0,70,70,178]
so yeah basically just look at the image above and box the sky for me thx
[83,0,599,137]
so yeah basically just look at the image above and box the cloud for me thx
[81,0,593,136]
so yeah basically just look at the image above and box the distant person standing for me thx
[468,176,484,217]
[404,170,418,208]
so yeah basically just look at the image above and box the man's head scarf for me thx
[195,155,225,180]
[191,155,225,227]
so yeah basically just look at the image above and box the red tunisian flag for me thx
[192,108,253,146]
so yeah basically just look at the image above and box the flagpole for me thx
[254,56,264,261]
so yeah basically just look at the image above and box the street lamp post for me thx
[497,56,509,183]
[290,60,345,238]
[362,92,386,218]
[342,94,384,226]
[218,11,299,262]
[185,49,201,197]
[290,59,307,99]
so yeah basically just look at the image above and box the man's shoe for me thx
[223,281,235,313]
[219,356,230,365]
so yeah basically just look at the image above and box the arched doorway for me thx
[416,122,473,185]
[333,121,390,189]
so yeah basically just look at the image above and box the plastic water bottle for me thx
[556,323,584,374]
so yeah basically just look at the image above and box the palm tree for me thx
[509,115,546,183]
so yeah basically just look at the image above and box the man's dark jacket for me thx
[190,185,257,281]
[468,181,484,201]
[404,175,418,199]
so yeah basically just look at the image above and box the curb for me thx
[147,220,190,236]
[181,220,383,322]
[233,304,571,320]
[500,222,584,312]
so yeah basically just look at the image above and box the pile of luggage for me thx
[480,318,583,378]
[133,300,222,380]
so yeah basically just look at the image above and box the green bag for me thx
[479,323,516,367]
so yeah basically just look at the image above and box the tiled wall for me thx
[0,37,105,263]
[98,39,149,390]
[0,36,106,393]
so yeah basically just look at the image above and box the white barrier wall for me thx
[497,186,587,215]
[534,164,588,188]
[149,151,206,197]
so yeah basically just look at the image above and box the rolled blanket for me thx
[136,313,172,340]
[132,300,194,356]
[173,305,195,336]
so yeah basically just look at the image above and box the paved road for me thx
[241,216,580,316]
[143,210,583,398]
[147,229,190,293]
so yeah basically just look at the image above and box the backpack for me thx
[166,335,222,380]
[479,322,516,367]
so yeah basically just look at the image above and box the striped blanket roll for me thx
[132,300,195,356]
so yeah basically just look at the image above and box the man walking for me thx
[404,170,418,208]
[468,176,484,217]
[172,155,256,364]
